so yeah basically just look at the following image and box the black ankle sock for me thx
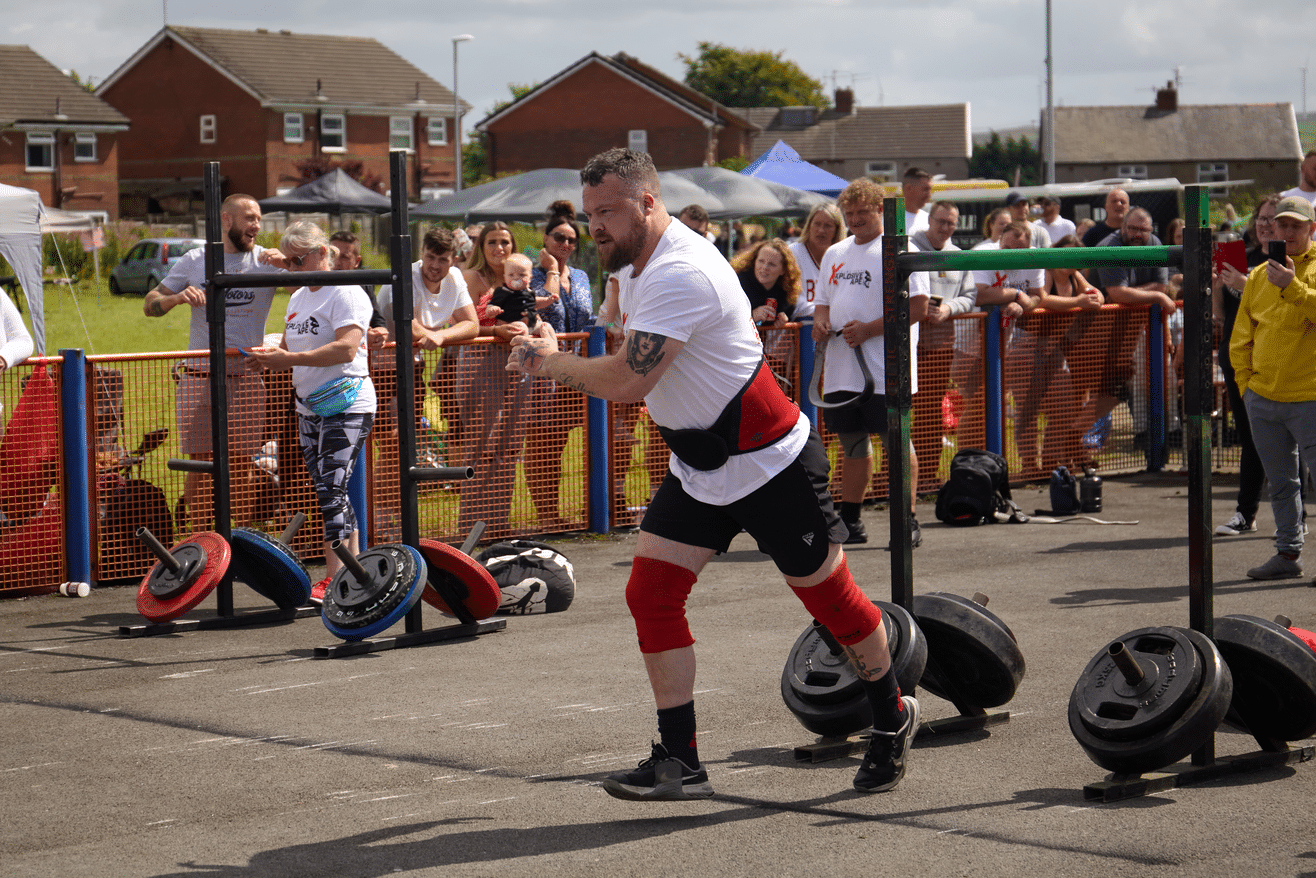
[840,502,861,523]
[861,671,904,732]
[657,701,700,768]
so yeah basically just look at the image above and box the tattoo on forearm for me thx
[146,298,164,316]
[556,372,588,394]
[625,331,668,376]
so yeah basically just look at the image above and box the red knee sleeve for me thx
[626,556,698,654]
[789,559,882,646]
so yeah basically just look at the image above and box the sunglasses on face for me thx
[550,232,578,246]
[288,252,312,266]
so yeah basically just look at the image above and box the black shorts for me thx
[822,393,889,435]
[639,429,849,577]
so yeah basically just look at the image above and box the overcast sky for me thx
[9,0,1316,137]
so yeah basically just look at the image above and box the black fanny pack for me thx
[657,359,800,471]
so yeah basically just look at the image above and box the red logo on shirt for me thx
[992,272,1009,287]
[828,262,845,286]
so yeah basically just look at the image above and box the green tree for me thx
[969,132,1040,186]
[679,42,828,110]
[463,82,537,188]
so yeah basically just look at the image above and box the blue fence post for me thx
[984,308,1004,455]
[349,444,368,547]
[59,349,92,584]
[798,324,816,427]
[1147,304,1166,471]
[587,326,610,534]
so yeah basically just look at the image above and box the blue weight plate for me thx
[230,527,312,609]
[322,544,427,642]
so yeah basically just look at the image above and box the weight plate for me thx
[780,601,928,737]
[322,544,427,641]
[1291,626,1316,655]
[144,542,208,598]
[230,527,312,609]
[418,538,502,620]
[1069,627,1233,775]
[1213,614,1316,742]
[912,592,1026,708]
[1071,627,1204,742]
[136,532,230,623]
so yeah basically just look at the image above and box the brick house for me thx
[734,89,973,184]
[1047,84,1302,195]
[96,26,469,216]
[0,45,129,219]
[477,52,758,174]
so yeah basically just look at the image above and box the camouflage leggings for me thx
[299,411,374,543]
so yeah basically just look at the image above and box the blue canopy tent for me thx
[741,140,849,198]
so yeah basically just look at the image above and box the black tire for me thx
[109,276,122,295]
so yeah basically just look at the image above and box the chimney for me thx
[1155,80,1177,112]
[834,87,854,115]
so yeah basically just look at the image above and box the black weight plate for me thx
[230,527,312,609]
[1214,614,1316,742]
[912,592,1026,708]
[1071,627,1204,742]
[136,532,229,622]
[418,538,502,620]
[780,601,928,737]
[322,544,427,641]
[1069,628,1233,775]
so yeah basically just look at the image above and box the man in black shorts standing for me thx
[506,148,918,800]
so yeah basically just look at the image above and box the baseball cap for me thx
[1005,191,1028,207]
[1274,196,1316,223]
[1037,194,1058,205]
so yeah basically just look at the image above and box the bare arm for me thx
[144,281,204,317]
[507,326,684,404]
[249,325,364,370]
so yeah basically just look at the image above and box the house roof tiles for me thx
[1053,103,1301,163]
[0,44,129,127]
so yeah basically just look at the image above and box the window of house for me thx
[628,129,647,153]
[74,133,97,162]
[200,114,217,144]
[320,114,345,151]
[389,116,414,152]
[1198,162,1229,197]
[1117,164,1148,180]
[25,132,54,170]
[865,161,898,182]
[427,117,447,146]
[283,113,304,143]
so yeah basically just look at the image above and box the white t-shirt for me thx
[1280,186,1316,205]
[283,284,377,416]
[905,209,930,237]
[1040,216,1077,244]
[613,220,808,505]
[814,234,930,395]
[788,239,822,320]
[972,265,1045,292]
[160,245,278,355]
[376,261,472,328]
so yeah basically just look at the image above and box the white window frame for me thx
[628,129,647,153]
[283,113,304,143]
[25,132,55,171]
[865,160,898,182]
[199,114,217,144]
[74,132,97,162]
[320,113,345,152]
[389,116,414,152]
[1117,164,1148,180]
[1198,162,1229,197]
[427,117,447,146]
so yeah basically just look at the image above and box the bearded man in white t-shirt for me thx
[507,149,919,802]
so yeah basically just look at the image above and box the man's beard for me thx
[600,227,644,273]
[228,224,253,252]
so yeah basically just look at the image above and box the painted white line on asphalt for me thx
[161,669,215,679]
[146,819,178,827]
[244,681,326,695]
[4,762,62,772]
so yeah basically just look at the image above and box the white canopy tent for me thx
[0,183,45,354]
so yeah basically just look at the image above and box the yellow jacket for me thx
[1230,241,1316,402]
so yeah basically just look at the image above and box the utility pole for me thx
[1045,0,1055,185]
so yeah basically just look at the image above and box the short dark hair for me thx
[329,231,358,245]
[581,148,661,197]
[903,166,932,182]
[422,227,456,255]
[928,200,958,218]
[679,204,709,224]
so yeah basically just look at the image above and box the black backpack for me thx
[935,449,1027,526]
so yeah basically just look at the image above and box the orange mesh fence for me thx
[0,358,65,594]
[366,334,591,546]
[89,351,324,584]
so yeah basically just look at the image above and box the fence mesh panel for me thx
[0,358,65,594]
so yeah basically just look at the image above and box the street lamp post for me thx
[452,34,473,192]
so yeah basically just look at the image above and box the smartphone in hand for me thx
[1269,240,1287,265]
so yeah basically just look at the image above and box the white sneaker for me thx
[1215,512,1256,536]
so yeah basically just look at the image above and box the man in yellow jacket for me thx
[1230,195,1316,579]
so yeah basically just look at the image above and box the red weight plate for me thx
[417,538,501,620]
[1292,627,1316,655]
[136,531,230,622]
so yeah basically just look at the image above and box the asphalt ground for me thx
[3,472,1315,878]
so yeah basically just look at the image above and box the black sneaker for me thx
[853,695,920,793]
[844,518,868,545]
[603,742,714,801]
[886,516,923,551]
